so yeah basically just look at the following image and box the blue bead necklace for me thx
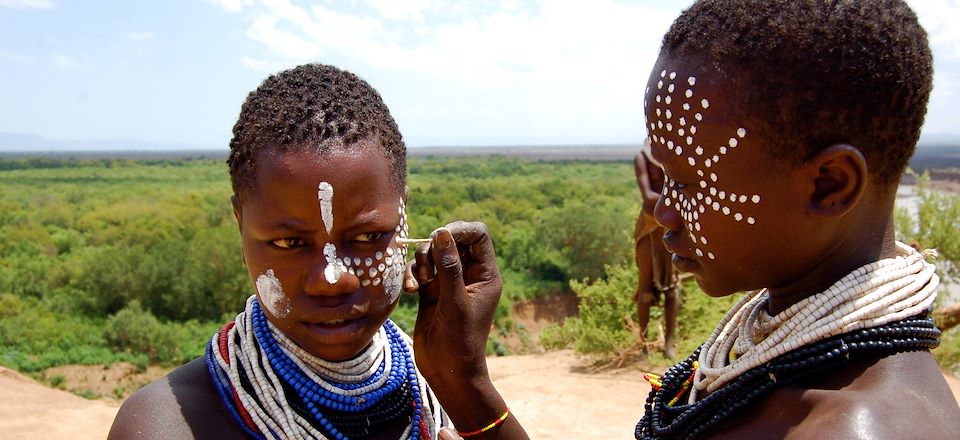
[206,296,431,439]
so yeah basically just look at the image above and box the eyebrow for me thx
[268,219,315,234]
[347,209,394,229]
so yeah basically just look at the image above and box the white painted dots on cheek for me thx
[648,70,763,261]
[336,198,408,303]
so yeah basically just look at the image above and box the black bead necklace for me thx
[635,315,941,440]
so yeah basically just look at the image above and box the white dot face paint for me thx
[323,243,348,284]
[317,182,334,235]
[256,269,291,318]
[646,69,764,264]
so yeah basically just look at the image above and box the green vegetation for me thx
[0,156,638,372]
[544,169,960,373]
[893,171,960,373]
[1,157,957,377]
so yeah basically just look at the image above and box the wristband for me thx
[458,407,510,438]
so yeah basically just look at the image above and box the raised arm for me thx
[405,222,529,440]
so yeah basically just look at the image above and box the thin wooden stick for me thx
[396,237,432,245]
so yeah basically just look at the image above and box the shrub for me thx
[539,264,639,362]
[103,301,179,364]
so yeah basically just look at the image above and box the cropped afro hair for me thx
[659,0,932,185]
[227,63,406,199]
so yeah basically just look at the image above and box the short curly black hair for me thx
[227,63,406,200]
[659,0,932,185]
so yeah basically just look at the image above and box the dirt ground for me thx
[1,352,959,440]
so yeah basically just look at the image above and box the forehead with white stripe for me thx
[644,68,762,262]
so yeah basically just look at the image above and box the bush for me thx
[539,264,639,362]
[103,301,180,364]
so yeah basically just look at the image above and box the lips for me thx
[303,316,369,342]
[662,231,699,272]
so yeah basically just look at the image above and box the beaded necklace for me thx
[636,242,942,439]
[206,295,446,439]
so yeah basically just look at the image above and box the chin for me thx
[693,276,742,298]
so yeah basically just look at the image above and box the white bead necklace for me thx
[691,242,940,402]
[211,295,446,439]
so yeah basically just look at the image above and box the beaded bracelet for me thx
[458,407,510,438]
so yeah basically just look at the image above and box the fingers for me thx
[414,241,435,284]
[403,261,419,294]
[408,221,499,300]
[429,227,467,298]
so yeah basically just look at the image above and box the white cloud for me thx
[908,0,960,60]
[233,0,676,88]
[210,0,253,13]
[50,54,79,69]
[126,31,154,40]
[240,54,292,72]
[0,0,54,9]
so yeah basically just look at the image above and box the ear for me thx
[231,194,243,228]
[805,144,867,218]
[231,195,247,266]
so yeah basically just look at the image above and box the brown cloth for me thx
[635,212,677,298]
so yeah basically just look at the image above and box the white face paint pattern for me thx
[256,269,291,318]
[323,243,346,284]
[649,71,761,262]
[317,182,334,235]
[332,197,409,304]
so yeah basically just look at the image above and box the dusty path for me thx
[0,366,121,440]
[1,352,958,440]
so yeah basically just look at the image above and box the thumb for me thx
[438,428,463,440]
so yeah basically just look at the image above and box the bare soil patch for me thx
[41,362,170,400]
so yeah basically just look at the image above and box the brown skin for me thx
[645,53,960,438]
[408,52,960,439]
[634,150,680,358]
[109,145,415,439]
[404,223,529,440]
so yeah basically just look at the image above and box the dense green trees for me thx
[2,157,956,375]
[0,156,640,371]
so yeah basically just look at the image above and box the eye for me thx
[666,177,688,191]
[352,232,386,243]
[271,238,305,249]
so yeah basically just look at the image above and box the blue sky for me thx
[1,0,958,150]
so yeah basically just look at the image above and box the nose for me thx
[653,181,683,232]
[303,249,359,296]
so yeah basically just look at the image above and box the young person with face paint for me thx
[108,64,514,440]
[406,1,960,439]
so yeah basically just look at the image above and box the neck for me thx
[766,193,898,315]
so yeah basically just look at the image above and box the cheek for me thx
[255,268,292,319]
[341,197,411,303]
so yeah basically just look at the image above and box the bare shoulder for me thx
[711,351,960,439]
[790,351,960,439]
[108,357,248,440]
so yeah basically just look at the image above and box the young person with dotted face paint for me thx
[108,64,515,440]
[403,1,960,439]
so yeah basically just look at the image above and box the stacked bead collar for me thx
[206,295,446,439]
[694,242,938,400]
[636,242,942,439]
[635,316,940,439]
